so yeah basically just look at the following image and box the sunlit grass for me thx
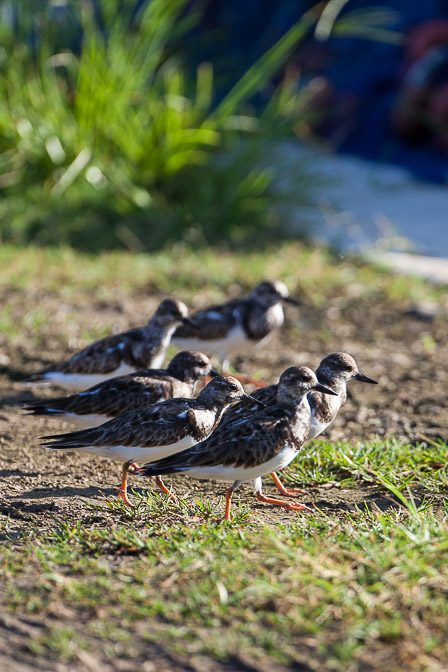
[1,242,447,670]
[1,243,445,304]
[284,437,448,494]
[2,502,448,670]
[0,0,322,249]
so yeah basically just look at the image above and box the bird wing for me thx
[25,374,174,417]
[173,298,247,340]
[140,406,294,474]
[43,328,146,375]
[219,384,278,427]
[41,398,194,449]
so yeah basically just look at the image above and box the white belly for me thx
[150,352,165,369]
[173,325,251,364]
[40,363,136,391]
[150,325,176,369]
[182,442,298,484]
[55,413,112,428]
[308,416,331,439]
[72,434,196,463]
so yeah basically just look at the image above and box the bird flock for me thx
[23,280,377,520]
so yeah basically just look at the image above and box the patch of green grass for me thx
[0,244,445,305]
[0,0,325,250]
[2,502,448,670]
[88,487,253,529]
[284,438,448,494]
[30,625,89,659]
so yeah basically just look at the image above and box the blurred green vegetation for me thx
[0,0,323,250]
[0,1,400,251]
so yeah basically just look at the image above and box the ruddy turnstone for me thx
[23,351,219,428]
[27,298,196,391]
[40,376,263,506]
[218,352,378,497]
[136,366,337,520]
[172,281,300,373]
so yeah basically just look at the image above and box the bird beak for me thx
[182,317,199,329]
[314,383,338,396]
[243,393,266,408]
[209,368,221,378]
[283,296,301,306]
[354,372,378,384]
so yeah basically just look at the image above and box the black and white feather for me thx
[137,366,336,493]
[40,375,256,467]
[27,299,196,391]
[218,352,377,438]
[172,281,300,369]
[23,351,218,428]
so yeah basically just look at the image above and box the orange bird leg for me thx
[256,491,312,512]
[224,489,233,520]
[155,475,177,502]
[270,471,307,497]
[221,482,241,521]
[117,460,136,507]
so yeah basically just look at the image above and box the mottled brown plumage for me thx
[180,405,298,470]
[23,351,217,426]
[136,367,337,522]
[40,376,262,507]
[172,281,300,368]
[41,376,251,453]
[177,354,377,502]
[219,352,377,439]
[28,299,196,390]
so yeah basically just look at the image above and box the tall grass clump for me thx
[0,0,399,250]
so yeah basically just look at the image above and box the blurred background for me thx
[0,0,447,265]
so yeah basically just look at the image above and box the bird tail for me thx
[135,460,188,478]
[40,426,101,450]
[23,365,56,383]
[22,399,66,417]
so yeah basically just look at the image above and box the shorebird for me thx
[23,351,219,428]
[41,376,263,506]
[136,366,337,520]
[218,352,378,497]
[27,298,197,391]
[172,281,300,380]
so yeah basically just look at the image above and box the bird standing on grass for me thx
[27,298,197,391]
[23,350,218,428]
[136,366,337,520]
[172,281,300,383]
[218,352,378,497]
[40,376,263,507]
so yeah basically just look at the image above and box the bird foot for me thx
[155,476,177,502]
[117,488,134,508]
[275,487,308,498]
[256,493,312,512]
[270,472,307,497]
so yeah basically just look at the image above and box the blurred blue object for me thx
[190,0,448,182]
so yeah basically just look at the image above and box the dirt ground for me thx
[1,282,448,671]
[1,283,447,532]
